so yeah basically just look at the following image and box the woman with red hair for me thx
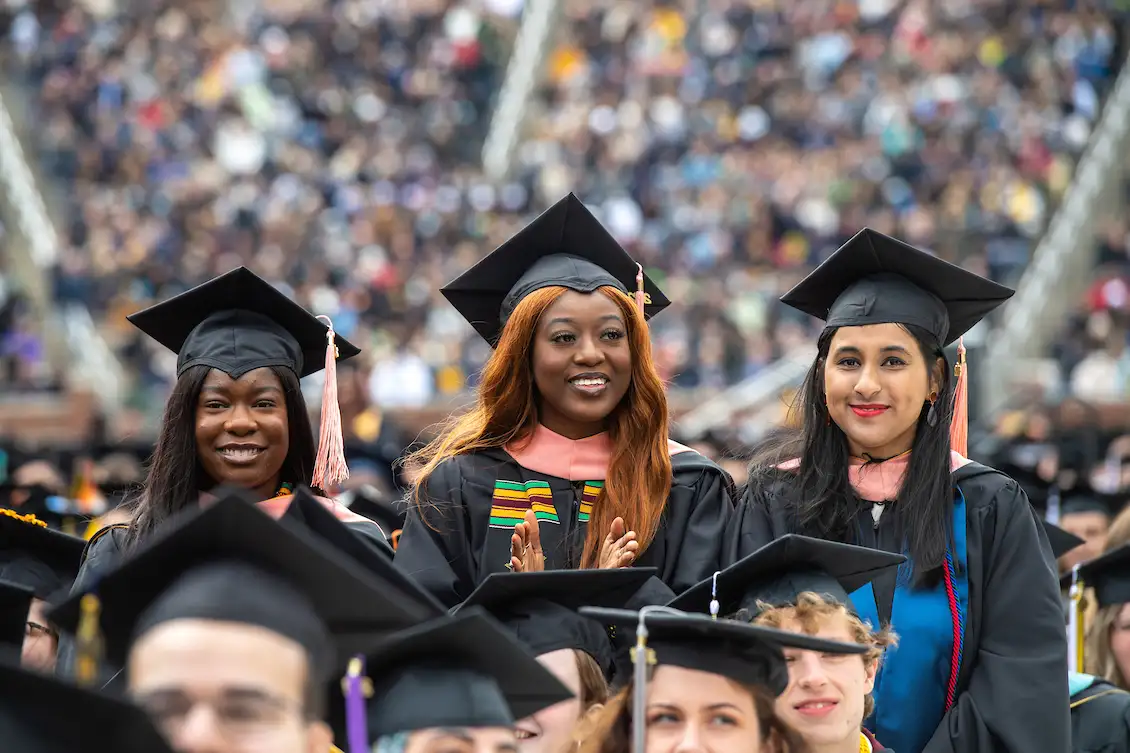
[394,194,735,608]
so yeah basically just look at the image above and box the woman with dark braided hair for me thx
[729,229,1067,753]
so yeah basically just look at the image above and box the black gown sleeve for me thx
[392,458,477,609]
[724,474,792,565]
[923,478,1070,753]
[54,525,129,687]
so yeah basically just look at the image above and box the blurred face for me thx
[531,291,632,440]
[129,619,331,753]
[1059,511,1110,571]
[774,614,875,751]
[404,727,518,753]
[1110,604,1130,684]
[195,368,290,500]
[22,598,57,672]
[515,649,585,753]
[644,666,762,753]
[824,324,940,460]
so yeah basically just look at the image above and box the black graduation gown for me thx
[393,447,735,608]
[55,515,390,687]
[728,461,1069,753]
[1070,677,1130,753]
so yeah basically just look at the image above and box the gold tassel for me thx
[950,338,968,456]
[75,593,103,687]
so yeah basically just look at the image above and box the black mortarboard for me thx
[0,659,175,753]
[127,267,360,378]
[456,569,657,675]
[669,534,906,616]
[335,608,573,741]
[48,492,434,673]
[0,510,84,601]
[343,490,405,538]
[1060,483,1118,519]
[1041,520,1085,561]
[781,228,1014,346]
[279,486,444,615]
[441,193,670,346]
[1076,544,1130,609]
[580,607,867,695]
[0,579,33,650]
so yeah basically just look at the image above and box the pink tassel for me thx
[634,263,646,316]
[313,315,349,492]
[950,337,968,457]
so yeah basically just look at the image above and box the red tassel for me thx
[950,338,968,457]
[313,315,349,492]
[634,263,646,316]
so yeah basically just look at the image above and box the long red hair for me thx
[411,285,672,567]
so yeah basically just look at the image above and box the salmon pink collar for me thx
[779,451,971,502]
[504,424,693,481]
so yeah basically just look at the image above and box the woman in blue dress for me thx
[727,229,1068,753]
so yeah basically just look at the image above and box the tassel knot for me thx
[313,315,349,492]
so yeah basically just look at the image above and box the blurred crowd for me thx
[0,0,1117,423]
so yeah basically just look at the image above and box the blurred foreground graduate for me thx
[0,509,83,671]
[1061,540,1130,752]
[456,569,658,753]
[395,194,735,608]
[729,229,1068,753]
[672,535,905,752]
[576,606,865,753]
[48,491,435,753]
[329,608,572,753]
[59,268,385,676]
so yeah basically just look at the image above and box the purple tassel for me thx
[344,656,371,753]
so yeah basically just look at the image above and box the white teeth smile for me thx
[799,702,835,709]
[571,378,608,387]
[218,447,264,462]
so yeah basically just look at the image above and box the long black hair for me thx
[748,323,955,582]
[128,364,316,546]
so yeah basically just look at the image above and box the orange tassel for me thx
[634,263,646,316]
[950,338,968,457]
[312,316,349,493]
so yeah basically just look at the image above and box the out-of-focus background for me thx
[0,0,1129,555]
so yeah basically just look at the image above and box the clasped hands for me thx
[509,510,638,572]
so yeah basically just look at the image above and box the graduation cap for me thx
[279,486,444,615]
[0,658,175,753]
[781,228,1014,347]
[1060,482,1119,519]
[48,492,435,674]
[0,509,85,601]
[0,579,33,651]
[332,608,573,748]
[128,267,359,379]
[343,490,405,539]
[1076,543,1130,609]
[1041,520,1085,561]
[441,193,670,346]
[456,568,658,676]
[669,534,906,616]
[128,267,361,489]
[579,607,867,695]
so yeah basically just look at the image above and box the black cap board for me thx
[344,491,405,538]
[580,607,867,695]
[1041,520,1085,561]
[332,608,573,740]
[781,228,1014,346]
[441,193,670,346]
[0,658,175,753]
[0,510,85,600]
[1076,543,1130,609]
[669,534,906,616]
[456,568,658,675]
[127,267,360,378]
[1060,483,1118,519]
[279,486,444,615]
[0,579,33,650]
[48,492,435,673]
